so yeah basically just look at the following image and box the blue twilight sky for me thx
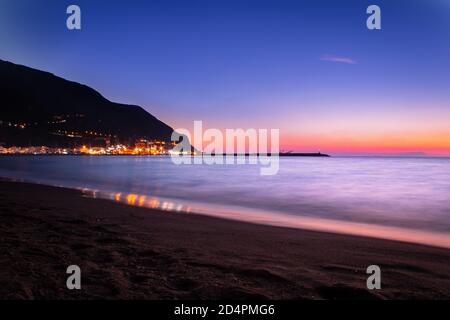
[0,0,449,154]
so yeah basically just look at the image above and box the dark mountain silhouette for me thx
[0,59,175,147]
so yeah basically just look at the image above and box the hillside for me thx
[0,60,174,147]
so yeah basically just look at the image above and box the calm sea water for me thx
[1,155,450,247]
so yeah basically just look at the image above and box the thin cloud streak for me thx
[320,55,357,65]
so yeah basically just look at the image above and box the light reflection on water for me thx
[91,190,189,213]
[1,155,450,248]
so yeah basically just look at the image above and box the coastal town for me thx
[0,139,177,155]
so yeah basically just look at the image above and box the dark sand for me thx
[0,180,449,300]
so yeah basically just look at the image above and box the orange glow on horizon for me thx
[281,131,450,155]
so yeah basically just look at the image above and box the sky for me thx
[1,0,449,155]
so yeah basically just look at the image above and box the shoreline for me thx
[93,189,450,250]
[2,176,450,249]
[1,180,449,299]
[0,153,330,157]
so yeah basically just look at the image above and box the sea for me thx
[1,155,450,248]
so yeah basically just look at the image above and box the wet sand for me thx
[0,180,449,299]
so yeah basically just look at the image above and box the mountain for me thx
[0,59,175,147]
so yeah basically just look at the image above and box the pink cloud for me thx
[320,55,357,65]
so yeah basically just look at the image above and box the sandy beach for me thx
[0,179,449,300]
